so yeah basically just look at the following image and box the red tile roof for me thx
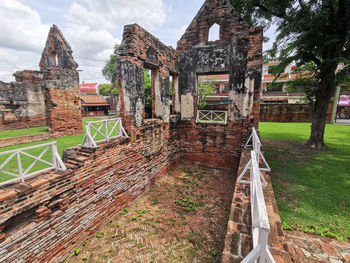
[81,96,109,106]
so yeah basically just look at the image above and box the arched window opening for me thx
[208,23,220,42]
[54,53,58,66]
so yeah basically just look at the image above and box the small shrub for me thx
[73,248,80,256]
[81,255,88,261]
[120,207,128,215]
[96,232,104,238]
[175,196,198,213]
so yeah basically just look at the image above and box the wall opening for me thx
[54,53,58,66]
[170,73,179,114]
[143,69,153,119]
[197,73,229,110]
[196,73,229,124]
[208,23,220,42]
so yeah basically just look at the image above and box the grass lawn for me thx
[0,117,121,183]
[259,122,350,241]
[0,126,48,139]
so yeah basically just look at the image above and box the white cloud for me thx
[0,0,49,53]
[64,25,120,62]
[66,0,167,31]
[0,0,170,83]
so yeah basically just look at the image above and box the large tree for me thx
[228,0,350,149]
[102,44,119,109]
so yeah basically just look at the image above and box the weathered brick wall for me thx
[43,69,83,138]
[118,24,179,128]
[176,0,262,124]
[260,103,335,123]
[0,25,82,136]
[0,71,46,131]
[260,103,313,122]
[179,120,252,169]
[0,119,181,263]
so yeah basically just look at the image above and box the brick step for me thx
[64,159,82,167]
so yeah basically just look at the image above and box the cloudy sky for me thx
[0,0,276,83]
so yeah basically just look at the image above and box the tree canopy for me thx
[102,44,119,94]
[228,0,350,149]
[98,84,118,97]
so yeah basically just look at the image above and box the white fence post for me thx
[16,150,23,182]
[81,118,128,148]
[104,120,109,142]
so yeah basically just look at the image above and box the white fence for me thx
[196,110,228,124]
[82,118,128,148]
[237,128,275,263]
[0,142,66,187]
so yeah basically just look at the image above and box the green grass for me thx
[0,126,48,139]
[259,122,350,241]
[0,117,120,183]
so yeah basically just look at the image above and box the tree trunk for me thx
[306,64,337,149]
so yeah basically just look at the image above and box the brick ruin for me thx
[0,1,266,262]
[0,71,46,131]
[118,0,262,167]
[0,25,82,137]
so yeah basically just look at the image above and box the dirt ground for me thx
[66,163,236,263]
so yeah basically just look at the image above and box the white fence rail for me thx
[0,142,66,187]
[196,110,228,124]
[238,128,275,263]
[82,118,128,148]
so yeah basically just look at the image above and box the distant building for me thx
[198,74,229,109]
[81,95,109,117]
[80,83,98,95]
[262,61,306,104]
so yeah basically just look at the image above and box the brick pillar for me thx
[43,69,83,138]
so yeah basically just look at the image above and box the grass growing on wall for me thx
[259,122,350,241]
[0,117,112,183]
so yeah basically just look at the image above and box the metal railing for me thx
[196,110,228,124]
[82,118,128,148]
[0,142,66,187]
[237,128,275,263]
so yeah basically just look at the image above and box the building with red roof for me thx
[80,83,98,95]
[81,95,109,117]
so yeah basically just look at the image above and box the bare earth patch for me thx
[67,163,235,263]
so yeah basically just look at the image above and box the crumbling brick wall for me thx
[0,1,263,262]
[176,0,262,165]
[40,25,83,137]
[0,25,82,136]
[43,69,83,137]
[0,119,181,263]
[118,24,180,134]
[0,71,46,131]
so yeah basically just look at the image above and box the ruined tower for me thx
[40,25,83,137]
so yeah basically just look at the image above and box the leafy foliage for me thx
[144,70,152,114]
[98,84,118,97]
[197,78,217,109]
[228,0,350,147]
[102,44,119,96]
